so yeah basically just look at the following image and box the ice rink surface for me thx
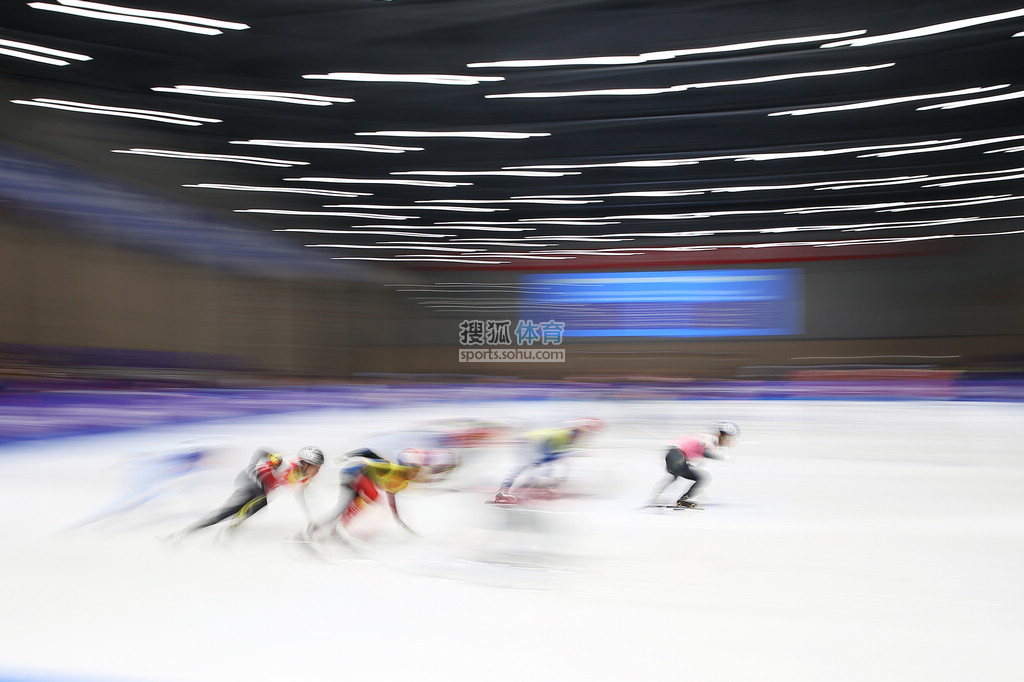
[1,398,1022,682]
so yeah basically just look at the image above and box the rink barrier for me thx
[0,379,1020,446]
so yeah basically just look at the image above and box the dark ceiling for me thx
[2,0,1023,276]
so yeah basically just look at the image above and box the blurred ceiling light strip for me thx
[512,174,929,200]
[391,170,580,177]
[416,199,599,205]
[860,134,1024,157]
[275,229,453,237]
[506,159,700,170]
[506,140,953,171]
[820,167,1024,190]
[770,85,1009,116]
[353,224,534,232]
[880,195,1021,212]
[467,30,865,68]
[424,254,574,260]
[153,85,353,105]
[444,241,560,247]
[918,89,1024,110]
[486,63,892,99]
[13,98,219,125]
[28,97,219,121]
[0,37,91,64]
[842,214,1024,232]
[821,7,1024,48]
[926,172,1024,187]
[333,258,511,264]
[0,46,73,65]
[306,244,479,252]
[236,209,413,220]
[232,139,421,153]
[184,183,368,196]
[522,236,634,242]
[438,220,620,226]
[356,130,549,139]
[28,0,248,34]
[302,72,503,85]
[381,241,545,247]
[733,138,954,160]
[322,203,507,213]
[286,176,470,188]
[114,149,304,166]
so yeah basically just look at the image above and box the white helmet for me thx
[297,446,324,467]
[716,422,740,437]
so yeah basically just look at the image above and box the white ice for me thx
[1,398,1022,682]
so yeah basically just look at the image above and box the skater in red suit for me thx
[176,446,324,536]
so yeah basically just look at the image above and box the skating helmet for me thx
[715,422,740,437]
[425,448,459,477]
[297,446,325,467]
[397,448,426,468]
[567,417,604,434]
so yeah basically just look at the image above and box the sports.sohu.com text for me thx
[458,348,566,363]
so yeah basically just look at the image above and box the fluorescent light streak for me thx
[0,38,91,65]
[918,89,1024,110]
[380,241,532,246]
[416,198,599,205]
[486,63,892,99]
[739,139,959,161]
[184,183,368,197]
[430,254,575,260]
[488,86,678,98]
[286,176,470,188]
[770,85,1009,116]
[841,214,1024,232]
[391,170,580,177]
[13,98,220,125]
[306,244,478,252]
[467,31,866,68]
[0,47,72,66]
[523,236,634,242]
[513,175,932,200]
[302,72,503,86]
[236,209,414,220]
[860,134,1024,158]
[926,172,1024,187]
[505,159,700,170]
[446,241,560,247]
[29,0,248,35]
[438,220,620,226]
[506,140,953,171]
[879,195,1021,212]
[232,139,421,153]
[114,149,305,166]
[356,130,548,139]
[322,204,507,213]
[275,229,453,237]
[821,8,1024,48]
[153,85,353,105]
[353,224,535,232]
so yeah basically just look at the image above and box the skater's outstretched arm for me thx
[387,492,417,536]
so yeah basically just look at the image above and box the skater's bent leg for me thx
[676,465,709,502]
[648,474,678,505]
[183,485,260,533]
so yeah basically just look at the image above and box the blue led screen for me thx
[521,269,803,338]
